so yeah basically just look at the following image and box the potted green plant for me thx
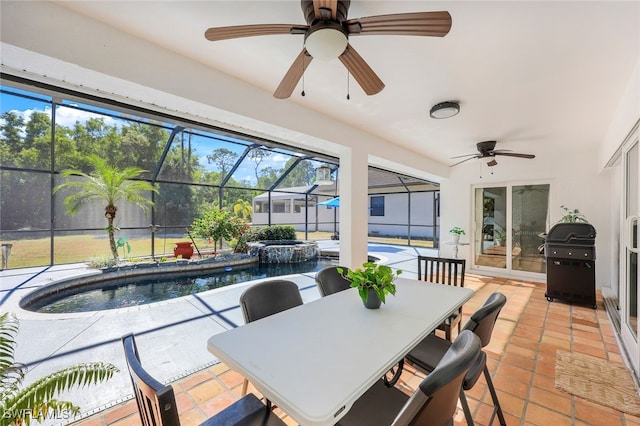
[338,262,402,309]
[559,205,589,223]
[449,226,465,244]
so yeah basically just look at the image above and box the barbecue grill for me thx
[544,223,597,309]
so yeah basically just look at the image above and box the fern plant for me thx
[0,312,119,425]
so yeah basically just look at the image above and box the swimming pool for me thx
[24,257,336,314]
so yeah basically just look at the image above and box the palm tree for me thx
[232,198,253,221]
[54,155,158,262]
[0,312,118,425]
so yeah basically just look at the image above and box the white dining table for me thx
[207,277,474,426]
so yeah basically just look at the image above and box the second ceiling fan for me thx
[452,141,536,167]
[204,0,452,99]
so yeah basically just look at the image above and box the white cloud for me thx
[2,105,119,130]
[55,105,119,128]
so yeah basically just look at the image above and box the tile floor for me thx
[75,274,638,426]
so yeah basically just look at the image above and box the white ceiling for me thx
[30,1,640,167]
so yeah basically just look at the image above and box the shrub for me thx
[191,207,250,254]
[250,225,297,241]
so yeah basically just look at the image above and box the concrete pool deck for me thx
[0,241,437,424]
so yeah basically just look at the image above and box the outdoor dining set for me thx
[121,256,507,426]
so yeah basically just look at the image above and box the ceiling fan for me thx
[451,141,536,167]
[204,0,452,99]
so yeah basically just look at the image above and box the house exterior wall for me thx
[252,192,438,238]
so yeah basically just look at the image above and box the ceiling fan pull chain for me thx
[346,71,350,100]
[301,53,306,97]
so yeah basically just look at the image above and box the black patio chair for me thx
[405,292,508,426]
[239,279,303,395]
[315,265,352,297]
[417,255,466,341]
[121,333,286,426]
[336,330,481,426]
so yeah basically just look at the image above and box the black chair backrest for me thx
[240,280,303,323]
[315,266,351,297]
[462,291,507,347]
[417,256,466,287]
[122,333,181,426]
[393,330,481,425]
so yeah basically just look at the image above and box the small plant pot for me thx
[362,289,382,309]
[451,234,460,244]
[174,242,194,259]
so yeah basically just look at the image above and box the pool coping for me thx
[19,254,259,314]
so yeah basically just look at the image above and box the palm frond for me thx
[0,313,19,377]
[54,155,157,217]
[5,362,119,423]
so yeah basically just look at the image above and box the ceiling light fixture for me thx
[429,101,460,119]
[304,24,348,60]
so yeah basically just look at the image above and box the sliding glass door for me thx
[621,140,639,375]
[473,183,550,275]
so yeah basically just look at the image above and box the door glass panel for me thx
[512,185,549,273]
[475,187,507,269]
[626,142,639,340]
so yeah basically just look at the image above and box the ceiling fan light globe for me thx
[305,27,348,60]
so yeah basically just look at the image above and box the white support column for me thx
[339,148,369,268]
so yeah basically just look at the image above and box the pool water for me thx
[31,258,336,314]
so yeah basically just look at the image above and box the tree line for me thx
[0,107,317,232]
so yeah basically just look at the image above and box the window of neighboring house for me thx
[370,196,385,216]
[254,201,269,213]
[294,199,309,213]
[272,200,290,213]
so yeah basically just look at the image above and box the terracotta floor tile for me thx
[495,389,525,418]
[74,275,634,426]
[179,370,215,391]
[187,379,226,404]
[501,351,536,371]
[531,370,555,390]
[528,386,572,416]
[107,416,141,426]
[102,402,137,425]
[624,413,640,425]
[217,368,244,389]
[524,402,573,426]
[571,341,607,358]
[574,397,624,425]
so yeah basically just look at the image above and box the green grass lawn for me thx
[2,235,219,268]
[1,232,434,269]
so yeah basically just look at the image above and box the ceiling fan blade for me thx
[273,49,313,99]
[451,156,480,167]
[345,11,452,37]
[204,24,308,41]
[451,153,479,159]
[494,152,536,159]
[338,44,385,96]
[312,0,338,19]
